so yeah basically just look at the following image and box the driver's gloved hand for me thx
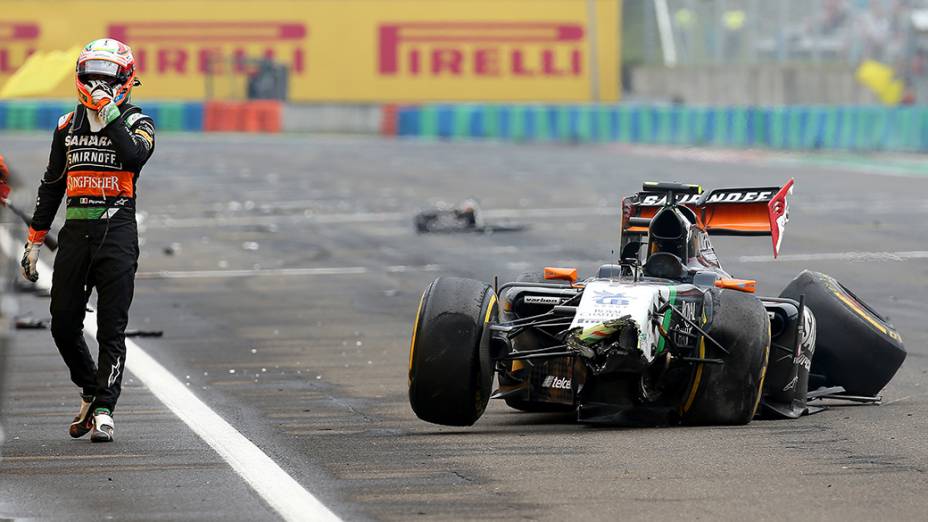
[21,241,41,283]
[88,81,120,131]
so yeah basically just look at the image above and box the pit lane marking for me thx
[0,227,342,522]
[737,250,928,263]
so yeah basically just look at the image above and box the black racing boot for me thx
[68,394,95,438]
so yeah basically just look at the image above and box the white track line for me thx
[738,250,928,263]
[0,226,341,522]
[135,264,441,280]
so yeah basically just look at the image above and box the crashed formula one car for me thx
[408,181,906,426]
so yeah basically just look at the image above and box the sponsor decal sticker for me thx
[66,171,134,197]
[641,193,702,206]
[379,22,584,78]
[67,150,120,169]
[704,190,774,204]
[673,299,697,347]
[542,375,572,390]
[1,1,620,102]
[125,113,144,127]
[108,21,308,75]
[640,190,776,207]
[570,281,666,361]
[135,129,154,147]
[0,22,39,74]
[523,295,562,306]
[65,135,113,147]
[591,290,631,306]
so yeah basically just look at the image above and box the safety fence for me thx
[203,101,281,132]
[0,100,282,133]
[386,104,928,152]
[6,100,928,152]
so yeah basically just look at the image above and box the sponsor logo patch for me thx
[57,112,74,130]
[379,22,584,78]
[640,189,777,207]
[108,21,308,75]
[65,135,112,147]
[66,171,134,198]
[135,129,154,147]
[523,295,562,305]
[591,290,630,306]
[125,113,144,127]
[542,375,572,390]
[67,150,120,169]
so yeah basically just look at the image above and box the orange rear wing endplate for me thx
[623,179,795,258]
[702,179,794,258]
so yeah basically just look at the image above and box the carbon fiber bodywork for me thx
[492,278,805,424]
[415,181,899,427]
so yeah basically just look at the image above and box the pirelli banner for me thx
[0,0,620,102]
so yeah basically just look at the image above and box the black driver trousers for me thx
[50,220,138,413]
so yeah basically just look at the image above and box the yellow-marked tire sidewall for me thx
[407,277,495,426]
[779,270,906,397]
[408,283,431,387]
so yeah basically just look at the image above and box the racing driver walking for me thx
[20,39,155,442]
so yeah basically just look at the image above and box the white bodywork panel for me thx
[570,281,671,361]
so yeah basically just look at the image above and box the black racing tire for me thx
[408,277,497,426]
[681,288,770,425]
[500,272,573,413]
[779,271,905,396]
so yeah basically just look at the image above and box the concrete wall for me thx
[631,65,879,106]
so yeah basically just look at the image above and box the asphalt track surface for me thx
[1,133,927,521]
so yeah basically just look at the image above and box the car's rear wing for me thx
[622,179,795,257]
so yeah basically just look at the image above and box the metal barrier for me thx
[203,101,282,133]
[0,101,206,132]
[5,100,928,151]
[389,104,928,152]
[0,101,280,133]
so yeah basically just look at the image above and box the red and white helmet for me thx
[75,38,137,110]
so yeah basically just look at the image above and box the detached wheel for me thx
[780,271,905,396]
[681,288,770,425]
[408,277,497,426]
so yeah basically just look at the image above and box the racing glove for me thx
[88,81,120,132]
[20,228,46,283]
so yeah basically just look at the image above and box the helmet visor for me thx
[78,59,121,80]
